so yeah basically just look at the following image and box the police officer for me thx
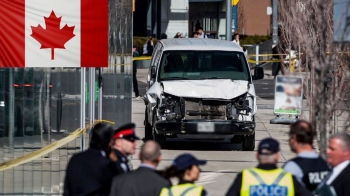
[283,120,330,192]
[160,153,209,196]
[225,138,312,196]
[64,122,118,196]
[111,122,139,174]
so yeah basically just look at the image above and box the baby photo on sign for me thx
[274,76,303,115]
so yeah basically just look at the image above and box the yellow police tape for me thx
[133,56,152,61]
[0,120,114,172]
[248,59,282,63]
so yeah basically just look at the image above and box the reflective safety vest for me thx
[241,167,294,196]
[159,183,203,196]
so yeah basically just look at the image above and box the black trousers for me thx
[133,61,139,97]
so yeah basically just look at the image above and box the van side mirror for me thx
[252,67,264,80]
[151,67,156,78]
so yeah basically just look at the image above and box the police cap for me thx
[258,138,280,155]
[113,122,140,141]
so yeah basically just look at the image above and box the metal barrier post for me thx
[255,45,259,65]
[80,68,86,151]
[98,68,103,120]
[9,68,14,153]
[226,0,232,41]
[89,68,95,137]
[290,50,294,73]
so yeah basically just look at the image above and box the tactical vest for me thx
[159,183,203,196]
[240,167,294,196]
[291,156,330,191]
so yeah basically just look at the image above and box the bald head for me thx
[140,141,161,164]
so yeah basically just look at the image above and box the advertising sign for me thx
[273,76,303,115]
[232,5,237,31]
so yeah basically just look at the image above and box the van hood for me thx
[162,80,249,99]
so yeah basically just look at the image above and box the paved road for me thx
[130,69,295,196]
[130,68,349,195]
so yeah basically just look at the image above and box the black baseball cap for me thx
[258,138,280,155]
[113,123,140,141]
[172,153,207,171]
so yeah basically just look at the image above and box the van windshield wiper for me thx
[199,77,226,79]
[162,77,190,80]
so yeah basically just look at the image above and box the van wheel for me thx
[154,132,166,149]
[152,115,167,148]
[242,132,255,151]
[144,109,153,141]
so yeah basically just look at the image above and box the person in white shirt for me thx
[324,132,350,196]
[232,33,242,49]
[197,27,207,38]
[232,33,240,45]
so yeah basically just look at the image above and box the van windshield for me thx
[159,51,250,81]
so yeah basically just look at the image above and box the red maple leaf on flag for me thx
[30,10,75,60]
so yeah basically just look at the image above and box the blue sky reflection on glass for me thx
[334,0,350,42]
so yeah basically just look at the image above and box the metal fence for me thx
[244,39,274,67]
[0,0,133,195]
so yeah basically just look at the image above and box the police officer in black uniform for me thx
[111,123,140,174]
[283,120,331,192]
[64,122,118,196]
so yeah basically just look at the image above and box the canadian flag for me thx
[0,0,108,68]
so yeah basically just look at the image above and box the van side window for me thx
[149,44,163,84]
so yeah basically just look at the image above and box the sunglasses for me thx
[123,138,136,142]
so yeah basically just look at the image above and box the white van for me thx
[143,38,264,150]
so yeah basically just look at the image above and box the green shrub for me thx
[240,35,272,45]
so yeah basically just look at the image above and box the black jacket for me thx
[113,149,130,174]
[225,164,312,196]
[63,148,118,196]
[330,162,350,196]
[286,156,330,191]
[109,166,171,196]
[146,40,154,56]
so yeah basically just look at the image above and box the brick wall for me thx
[237,0,271,36]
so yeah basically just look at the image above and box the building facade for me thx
[133,0,272,39]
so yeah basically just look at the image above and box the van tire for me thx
[242,132,255,151]
[144,110,153,141]
[152,114,167,148]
